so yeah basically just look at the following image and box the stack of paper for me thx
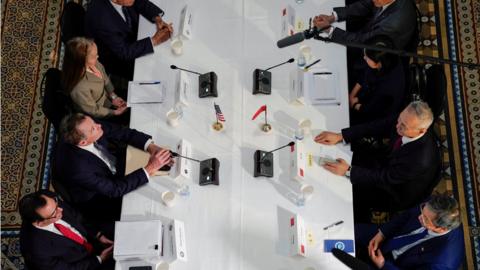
[128,80,166,105]
[306,69,340,105]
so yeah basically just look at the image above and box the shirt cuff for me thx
[332,11,338,22]
[327,26,335,38]
[97,256,102,263]
[144,139,154,151]
[142,167,151,181]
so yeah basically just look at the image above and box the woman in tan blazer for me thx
[62,37,127,118]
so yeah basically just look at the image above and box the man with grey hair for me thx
[315,101,440,220]
[354,194,464,269]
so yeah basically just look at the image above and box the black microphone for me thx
[265,58,295,71]
[331,248,371,270]
[171,151,201,163]
[259,141,295,163]
[170,65,202,75]
[277,32,307,48]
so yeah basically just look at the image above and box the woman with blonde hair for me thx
[62,37,127,119]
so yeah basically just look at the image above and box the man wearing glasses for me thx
[314,101,441,221]
[19,190,114,269]
[354,194,464,269]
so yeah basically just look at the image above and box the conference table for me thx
[120,0,353,269]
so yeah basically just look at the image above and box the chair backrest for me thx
[41,68,73,131]
[61,1,86,44]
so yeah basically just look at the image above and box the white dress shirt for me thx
[388,227,449,259]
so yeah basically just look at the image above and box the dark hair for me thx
[19,190,57,223]
[426,194,461,230]
[60,113,88,144]
[364,35,398,72]
[62,37,94,93]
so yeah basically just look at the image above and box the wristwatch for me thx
[111,94,118,100]
[345,165,352,177]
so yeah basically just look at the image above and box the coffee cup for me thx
[171,38,183,55]
[166,110,181,127]
[161,191,176,207]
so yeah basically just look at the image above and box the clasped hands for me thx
[110,93,127,116]
[152,16,174,46]
[313,13,335,32]
[144,144,174,176]
[314,131,350,176]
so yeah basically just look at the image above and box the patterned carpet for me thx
[0,0,478,269]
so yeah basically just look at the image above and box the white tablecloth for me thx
[120,1,353,269]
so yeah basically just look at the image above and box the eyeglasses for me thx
[44,196,59,220]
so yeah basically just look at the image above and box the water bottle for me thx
[176,183,190,197]
[297,53,306,68]
[286,191,306,207]
[294,128,304,141]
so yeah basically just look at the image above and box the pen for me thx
[304,58,322,70]
[323,220,344,230]
[138,81,161,85]
[313,72,332,75]
[131,101,162,104]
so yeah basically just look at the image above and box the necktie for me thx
[122,7,132,30]
[381,229,429,253]
[392,136,403,151]
[94,142,117,174]
[54,223,93,253]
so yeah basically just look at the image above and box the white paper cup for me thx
[161,191,176,207]
[166,110,180,127]
[300,184,314,200]
[299,44,312,61]
[171,38,183,55]
[299,119,312,135]
[156,262,169,270]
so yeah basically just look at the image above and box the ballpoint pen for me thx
[304,58,322,70]
[138,81,161,85]
[323,220,344,230]
[313,72,332,75]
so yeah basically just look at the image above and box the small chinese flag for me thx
[251,105,267,120]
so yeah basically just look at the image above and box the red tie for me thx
[392,136,403,151]
[54,223,93,253]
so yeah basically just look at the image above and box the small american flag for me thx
[214,103,225,122]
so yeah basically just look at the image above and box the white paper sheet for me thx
[128,81,166,104]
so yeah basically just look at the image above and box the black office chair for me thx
[41,68,73,131]
[61,1,85,44]
[332,248,372,270]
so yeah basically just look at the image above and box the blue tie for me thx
[122,7,132,30]
[382,229,429,253]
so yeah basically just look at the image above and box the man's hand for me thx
[147,143,167,156]
[113,105,128,116]
[99,245,113,263]
[144,149,173,175]
[323,158,350,176]
[349,94,359,108]
[98,235,114,246]
[111,96,126,108]
[313,14,335,29]
[368,231,385,256]
[151,23,173,46]
[314,131,343,145]
[370,248,386,269]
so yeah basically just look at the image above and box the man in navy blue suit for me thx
[355,194,464,269]
[85,0,173,80]
[54,113,173,226]
[20,190,114,270]
[315,101,440,220]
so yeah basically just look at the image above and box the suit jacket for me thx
[85,0,164,79]
[332,0,417,49]
[70,62,115,118]
[342,116,440,210]
[54,120,150,216]
[20,201,101,270]
[379,205,465,270]
[352,62,405,124]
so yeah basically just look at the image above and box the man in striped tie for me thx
[314,101,440,221]
[354,194,464,269]
[19,190,114,269]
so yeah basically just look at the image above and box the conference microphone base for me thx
[199,158,220,185]
[199,72,218,98]
[254,150,274,178]
[252,69,272,95]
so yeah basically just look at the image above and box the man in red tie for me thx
[314,101,440,221]
[19,190,114,269]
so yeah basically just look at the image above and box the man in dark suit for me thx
[355,194,464,269]
[20,190,114,270]
[54,113,172,225]
[85,0,173,80]
[315,101,440,219]
[313,0,418,50]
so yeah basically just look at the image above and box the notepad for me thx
[307,69,340,105]
[128,81,166,104]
